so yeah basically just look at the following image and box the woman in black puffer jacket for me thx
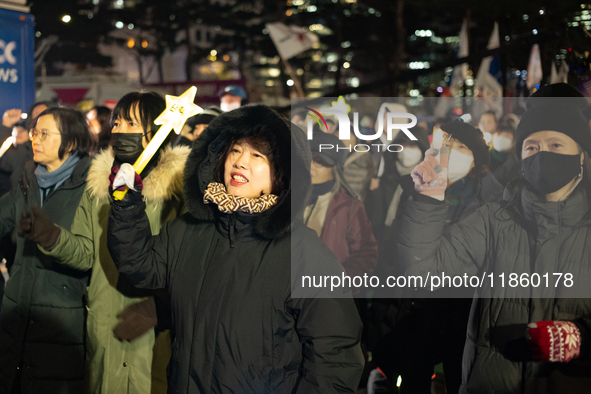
[107,105,364,393]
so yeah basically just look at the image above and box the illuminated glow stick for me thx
[113,86,203,200]
[0,136,14,158]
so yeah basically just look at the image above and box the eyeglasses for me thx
[29,129,61,141]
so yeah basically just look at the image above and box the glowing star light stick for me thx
[113,86,203,200]
[0,136,14,158]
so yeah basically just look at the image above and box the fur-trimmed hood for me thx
[184,105,312,240]
[87,146,190,202]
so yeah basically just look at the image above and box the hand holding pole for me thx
[113,87,203,200]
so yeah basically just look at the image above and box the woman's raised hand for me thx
[411,147,449,201]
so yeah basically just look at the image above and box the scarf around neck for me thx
[35,152,81,189]
[308,179,336,205]
[204,182,278,214]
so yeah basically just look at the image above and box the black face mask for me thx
[522,151,581,194]
[111,133,144,164]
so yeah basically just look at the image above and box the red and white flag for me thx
[266,22,319,60]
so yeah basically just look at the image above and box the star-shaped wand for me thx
[113,86,203,200]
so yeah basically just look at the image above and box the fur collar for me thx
[87,146,190,202]
[184,105,311,241]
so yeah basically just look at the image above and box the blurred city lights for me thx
[309,24,324,31]
[343,62,350,69]
[347,77,360,87]
[408,61,430,69]
[210,50,217,56]
[141,40,148,48]
[62,15,71,23]
[287,79,294,86]
[127,38,135,48]
[415,30,433,37]
[115,21,124,29]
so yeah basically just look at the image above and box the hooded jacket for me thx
[39,146,190,394]
[107,105,365,393]
[397,180,591,393]
[0,156,91,394]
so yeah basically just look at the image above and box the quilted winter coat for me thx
[0,156,91,394]
[107,105,365,393]
[398,180,591,393]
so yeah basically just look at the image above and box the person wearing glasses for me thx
[18,92,191,394]
[0,107,94,394]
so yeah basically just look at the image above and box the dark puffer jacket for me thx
[0,156,91,394]
[107,105,365,394]
[398,180,591,393]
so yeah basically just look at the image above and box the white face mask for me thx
[397,146,422,168]
[492,134,513,153]
[448,149,474,182]
[220,102,241,112]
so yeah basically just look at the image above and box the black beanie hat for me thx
[393,125,430,153]
[515,83,591,158]
[441,120,490,168]
[308,132,347,167]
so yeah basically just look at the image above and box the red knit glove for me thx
[527,321,581,362]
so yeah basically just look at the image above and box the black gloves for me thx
[18,207,61,250]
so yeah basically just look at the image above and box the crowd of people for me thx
[0,82,590,393]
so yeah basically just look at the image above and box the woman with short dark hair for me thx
[106,105,365,393]
[0,107,93,393]
[18,92,191,394]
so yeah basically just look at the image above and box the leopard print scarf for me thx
[203,182,278,214]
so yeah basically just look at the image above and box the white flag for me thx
[266,22,319,60]
[526,44,543,90]
[450,19,469,96]
[474,22,502,97]
[550,61,569,84]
